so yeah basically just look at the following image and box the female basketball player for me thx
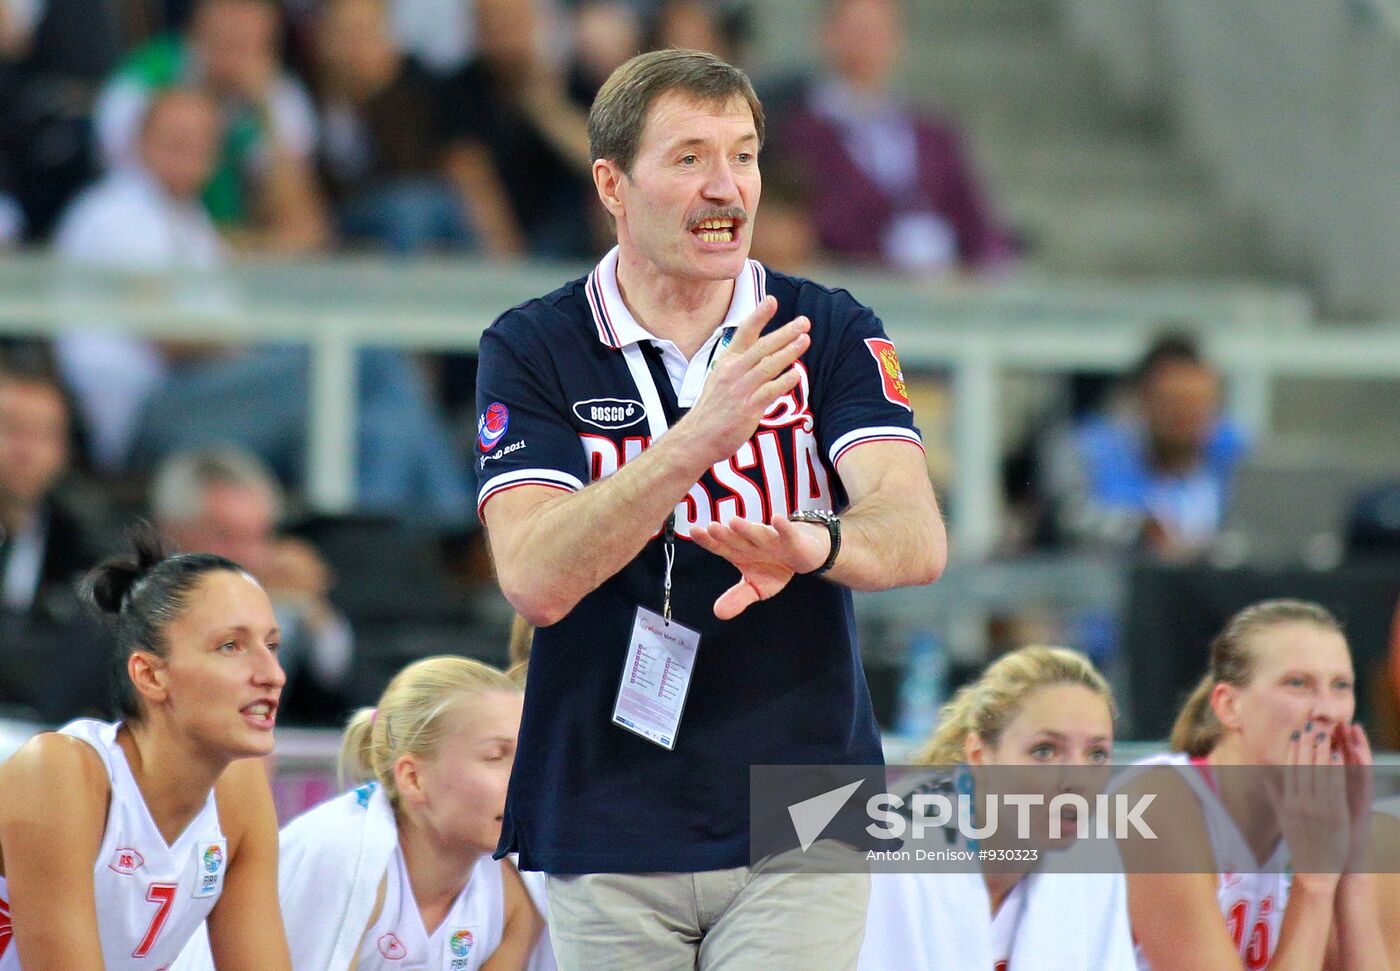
[275,656,542,969]
[0,530,291,969]
[1127,599,1390,970]
[859,646,1136,970]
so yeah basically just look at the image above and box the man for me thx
[54,86,226,472]
[770,0,1013,274]
[475,49,945,969]
[439,0,597,259]
[0,352,114,721]
[1046,333,1248,558]
[311,0,473,254]
[93,0,328,251]
[152,446,354,723]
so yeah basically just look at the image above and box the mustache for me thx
[686,207,748,231]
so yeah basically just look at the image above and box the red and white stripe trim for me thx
[477,468,585,519]
[829,426,924,468]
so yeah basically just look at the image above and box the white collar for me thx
[584,245,767,350]
[810,79,902,129]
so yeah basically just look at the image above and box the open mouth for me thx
[691,217,739,244]
[241,699,278,728]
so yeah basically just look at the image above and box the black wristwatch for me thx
[789,509,841,575]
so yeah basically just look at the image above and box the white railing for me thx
[0,254,1373,559]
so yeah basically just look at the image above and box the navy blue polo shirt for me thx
[477,248,923,874]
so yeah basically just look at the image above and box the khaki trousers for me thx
[544,844,870,971]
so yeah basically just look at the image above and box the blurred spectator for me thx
[0,0,129,240]
[770,0,1013,274]
[1042,334,1249,559]
[93,0,329,251]
[52,89,472,519]
[312,0,474,254]
[570,0,641,102]
[0,350,116,722]
[439,0,596,259]
[129,342,475,521]
[0,173,21,246]
[153,445,353,723]
[747,162,819,272]
[645,0,744,64]
[52,86,227,472]
[388,0,474,77]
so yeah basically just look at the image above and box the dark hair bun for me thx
[84,523,172,614]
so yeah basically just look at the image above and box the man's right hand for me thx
[676,295,810,466]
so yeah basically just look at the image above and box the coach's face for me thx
[605,90,760,283]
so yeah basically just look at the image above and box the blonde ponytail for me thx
[338,706,379,789]
[336,656,519,803]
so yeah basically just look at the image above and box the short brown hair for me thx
[589,48,764,174]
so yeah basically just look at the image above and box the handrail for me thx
[0,254,1349,557]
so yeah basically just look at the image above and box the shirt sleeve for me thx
[814,296,924,469]
[474,316,590,522]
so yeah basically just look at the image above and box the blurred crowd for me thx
[0,0,1013,269]
[0,0,1025,726]
[1,0,1397,738]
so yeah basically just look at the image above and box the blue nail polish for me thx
[1316,732,1328,744]
[1290,731,1301,742]
[1304,721,1313,731]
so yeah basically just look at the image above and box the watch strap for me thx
[790,511,841,575]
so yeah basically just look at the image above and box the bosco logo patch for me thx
[478,402,510,452]
[378,932,407,959]
[573,398,646,430]
[864,338,911,410]
[108,847,144,875]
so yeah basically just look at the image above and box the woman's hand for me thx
[1273,724,1349,884]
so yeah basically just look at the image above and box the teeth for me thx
[695,220,734,230]
[698,231,733,242]
[247,703,271,718]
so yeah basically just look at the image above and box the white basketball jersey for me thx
[990,877,1028,971]
[1132,753,1289,971]
[357,847,504,970]
[0,719,225,970]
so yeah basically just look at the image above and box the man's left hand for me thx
[691,516,831,620]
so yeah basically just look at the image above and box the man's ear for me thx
[593,158,626,219]
[128,650,170,708]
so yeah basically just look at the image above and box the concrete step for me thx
[1003,192,1253,277]
[973,135,1200,197]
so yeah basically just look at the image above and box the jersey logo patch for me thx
[109,847,145,874]
[864,338,911,410]
[450,929,475,957]
[478,402,510,452]
[573,398,646,430]
[193,840,227,898]
[378,932,407,960]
